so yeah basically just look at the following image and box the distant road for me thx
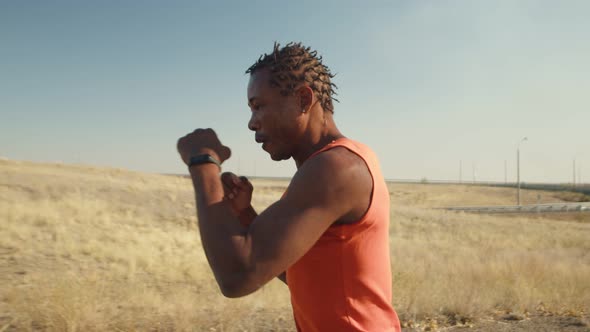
[387,179,590,196]
[444,202,590,214]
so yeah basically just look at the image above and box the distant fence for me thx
[168,173,590,196]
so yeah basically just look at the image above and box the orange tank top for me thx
[286,138,401,332]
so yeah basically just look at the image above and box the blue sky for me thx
[1,1,588,183]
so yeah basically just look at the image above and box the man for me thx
[177,42,401,331]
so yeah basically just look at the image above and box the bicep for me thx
[246,198,337,284]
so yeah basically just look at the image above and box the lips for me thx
[255,134,270,151]
[255,134,268,144]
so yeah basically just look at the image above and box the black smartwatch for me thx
[188,154,221,170]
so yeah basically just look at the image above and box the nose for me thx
[248,112,259,131]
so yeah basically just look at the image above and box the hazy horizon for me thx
[1,1,588,183]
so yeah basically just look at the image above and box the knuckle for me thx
[177,137,185,148]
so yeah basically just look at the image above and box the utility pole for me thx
[517,137,528,206]
[516,148,520,206]
[573,159,576,189]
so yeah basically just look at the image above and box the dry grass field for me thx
[1,158,589,331]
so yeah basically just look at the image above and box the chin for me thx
[267,148,291,161]
[270,154,290,161]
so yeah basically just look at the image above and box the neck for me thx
[292,120,344,168]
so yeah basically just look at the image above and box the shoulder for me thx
[285,146,372,212]
[307,146,370,180]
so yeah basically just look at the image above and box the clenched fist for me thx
[221,172,254,216]
[177,128,232,166]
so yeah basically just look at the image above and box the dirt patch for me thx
[399,313,589,332]
[442,315,589,332]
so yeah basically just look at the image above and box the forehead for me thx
[247,69,277,101]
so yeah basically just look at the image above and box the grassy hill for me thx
[1,159,588,331]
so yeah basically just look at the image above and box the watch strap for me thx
[188,154,221,169]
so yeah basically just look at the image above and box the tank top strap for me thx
[306,137,381,225]
[308,137,362,160]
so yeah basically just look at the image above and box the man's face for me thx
[247,69,304,161]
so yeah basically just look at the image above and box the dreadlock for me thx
[246,42,338,113]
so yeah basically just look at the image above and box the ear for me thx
[297,85,314,112]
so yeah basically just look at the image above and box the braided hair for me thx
[246,42,338,113]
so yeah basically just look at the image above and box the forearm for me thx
[189,165,253,295]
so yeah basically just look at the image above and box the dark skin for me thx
[176,68,372,297]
